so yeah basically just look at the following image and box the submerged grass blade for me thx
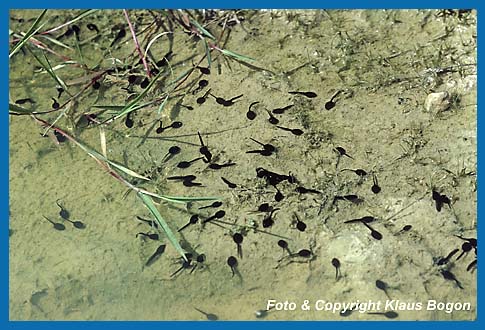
[190,19,216,40]
[41,9,97,34]
[9,9,47,58]
[27,46,70,94]
[219,48,256,63]
[113,69,166,120]
[9,103,35,115]
[159,195,220,203]
[138,192,187,261]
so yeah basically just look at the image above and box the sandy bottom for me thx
[9,9,476,320]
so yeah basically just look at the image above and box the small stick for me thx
[123,9,151,78]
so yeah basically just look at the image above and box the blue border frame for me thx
[5,1,480,329]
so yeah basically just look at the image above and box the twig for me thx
[123,9,151,78]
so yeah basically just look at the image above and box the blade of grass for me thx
[159,195,220,203]
[37,34,73,50]
[219,48,256,63]
[9,103,35,115]
[190,19,216,40]
[40,9,97,35]
[203,39,212,69]
[112,69,166,121]
[9,9,47,58]
[138,192,187,261]
[26,46,70,94]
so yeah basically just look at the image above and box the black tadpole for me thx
[15,98,35,105]
[156,121,183,134]
[278,239,291,255]
[177,157,204,169]
[110,28,126,47]
[399,224,413,233]
[221,177,237,189]
[194,307,218,321]
[178,215,199,232]
[274,186,284,202]
[258,203,272,212]
[246,101,259,120]
[437,248,459,266]
[250,138,276,152]
[341,168,368,177]
[294,213,306,232]
[55,199,70,220]
[162,145,181,162]
[368,311,399,319]
[324,90,342,110]
[375,279,391,298]
[86,23,99,33]
[467,260,477,272]
[136,216,159,229]
[65,218,86,229]
[41,215,65,231]
[197,66,211,75]
[266,110,279,125]
[196,89,211,105]
[288,91,317,98]
[208,162,236,170]
[202,210,226,224]
[227,256,238,277]
[334,146,353,159]
[275,125,303,136]
[295,249,312,258]
[296,186,322,194]
[440,270,463,289]
[331,258,341,280]
[456,242,473,261]
[371,174,381,194]
[246,149,273,156]
[340,309,353,317]
[140,77,149,89]
[272,104,294,114]
[124,113,134,128]
[262,208,279,228]
[199,201,223,209]
[344,216,376,224]
[233,233,244,258]
[145,244,166,267]
[51,97,60,109]
[432,190,451,212]
[361,221,383,240]
[136,232,159,240]
[197,131,212,162]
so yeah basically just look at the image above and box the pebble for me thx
[424,91,451,113]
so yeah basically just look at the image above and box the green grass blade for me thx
[219,48,256,63]
[137,192,187,261]
[37,34,73,50]
[157,95,169,115]
[41,9,97,34]
[9,9,47,58]
[190,19,216,40]
[160,195,220,203]
[113,69,165,120]
[27,47,70,93]
[203,39,212,68]
[9,103,35,115]
[52,127,149,181]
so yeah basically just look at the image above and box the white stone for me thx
[424,91,451,113]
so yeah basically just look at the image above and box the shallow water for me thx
[9,9,476,320]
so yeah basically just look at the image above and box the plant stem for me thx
[123,9,151,78]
